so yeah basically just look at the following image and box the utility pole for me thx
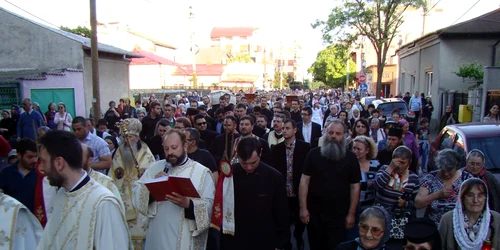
[189,6,198,89]
[90,0,100,124]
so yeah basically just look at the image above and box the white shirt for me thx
[302,121,312,143]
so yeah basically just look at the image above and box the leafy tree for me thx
[227,53,254,63]
[313,0,425,98]
[309,81,326,90]
[308,44,356,88]
[272,71,290,89]
[60,25,91,38]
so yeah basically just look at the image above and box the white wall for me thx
[21,71,86,116]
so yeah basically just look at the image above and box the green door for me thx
[31,89,75,118]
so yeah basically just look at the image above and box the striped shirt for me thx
[373,165,420,213]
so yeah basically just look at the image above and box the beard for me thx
[167,150,187,166]
[46,161,64,187]
[121,140,139,170]
[320,135,347,161]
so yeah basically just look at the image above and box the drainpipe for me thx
[491,40,500,66]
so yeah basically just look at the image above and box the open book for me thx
[140,175,200,201]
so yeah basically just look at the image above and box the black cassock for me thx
[220,162,288,250]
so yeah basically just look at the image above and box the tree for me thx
[272,71,290,89]
[313,0,425,98]
[227,53,254,63]
[308,44,356,88]
[60,25,91,38]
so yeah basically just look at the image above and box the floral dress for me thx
[421,170,472,226]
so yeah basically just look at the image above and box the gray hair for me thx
[327,118,347,134]
[392,145,413,162]
[466,149,485,163]
[435,148,461,171]
[360,206,387,226]
[371,118,380,125]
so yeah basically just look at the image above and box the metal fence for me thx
[0,82,21,111]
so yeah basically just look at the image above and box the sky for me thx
[1,0,499,75]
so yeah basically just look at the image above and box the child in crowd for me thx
[416,118,431,174]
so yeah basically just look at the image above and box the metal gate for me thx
[0,82,21,111]
[453,92,469,115]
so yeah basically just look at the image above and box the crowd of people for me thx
[0,88,499,250]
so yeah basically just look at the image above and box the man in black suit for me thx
[194,114,219,148]
[271,119,310,250]
[296,106,322,148]
[209,116,239,164]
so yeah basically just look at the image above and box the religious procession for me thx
[0,88,499,250]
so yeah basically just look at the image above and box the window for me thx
[400,73,405,94]
[439,130,453,150]
[410,75,416,93]
[453,133,465,156]
[468,136,500,170]
[425,72,433,97]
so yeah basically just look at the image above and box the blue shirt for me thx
[17,109,45,140]
[409,97,422,112]
[0,163,38,213]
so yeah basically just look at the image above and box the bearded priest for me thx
[36,130,131,250]
[109,118,155,250]
[133,129,215,250]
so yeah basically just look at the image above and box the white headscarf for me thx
[453,178,491,249]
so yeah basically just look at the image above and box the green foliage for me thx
[227,54,254,63]
[272,71,290,89]
[312,0,425,97]
[453,62,484,82]
[309,81,326,90]
[60,25,91,38]
[308,44,356,88]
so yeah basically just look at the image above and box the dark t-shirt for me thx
[0,163,38,213]
[303,147,361,216]
[188,148,218,173]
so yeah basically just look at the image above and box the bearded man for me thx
[109,118,155,250]
[298,119,361,249]
[132,129,215,250]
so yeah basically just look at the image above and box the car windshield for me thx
[377,102,408,116]
[467,136,500,171]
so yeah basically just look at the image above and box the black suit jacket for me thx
[271,140,311,195]
[200,129,219,147]
[252,125,266,138]
[296,122,322,145]
[209,132,240,164]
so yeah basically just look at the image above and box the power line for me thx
[438,0,481,36]
[425,0,443,14]
[3,0,61,28]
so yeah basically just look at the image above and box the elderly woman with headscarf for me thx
[462,149,500,212]
[438,178,500,249]
[373,146,420,243]
[336,206,391,250]
[415,149,473,227]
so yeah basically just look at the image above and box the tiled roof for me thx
[131,50,182,66]
[0,7,142,58]
[210,27,259,39]
[173,64,225,76]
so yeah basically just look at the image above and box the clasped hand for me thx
[154,172,190,208]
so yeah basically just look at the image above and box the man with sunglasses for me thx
[194,114,218,147]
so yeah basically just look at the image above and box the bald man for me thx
[82,144,124,212]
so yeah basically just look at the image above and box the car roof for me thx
[445,123,500,138]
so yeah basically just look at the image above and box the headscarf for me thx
[355,206,392,250]
[453,178,491,249]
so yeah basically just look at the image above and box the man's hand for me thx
[165,192,190,208]
[299,208,310,225]
[155,172,167,179]
[345,213,355,229]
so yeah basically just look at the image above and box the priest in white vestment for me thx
[36,130,132,250]
[133,130,215,250]
[0,193,42,250]
[109,118,155,250]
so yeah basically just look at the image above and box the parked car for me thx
[372,98,415,128]
[429,123,500,171]
[360,96,376,107]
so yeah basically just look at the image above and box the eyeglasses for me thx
[465,193,486,201]
[359,223,384,237]
[197,122,207,126]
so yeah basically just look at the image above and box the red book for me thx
[142,176,200,201]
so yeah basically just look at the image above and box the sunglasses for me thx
[197,122,207,126]
[359,223,384,237]
[58,106,64,109]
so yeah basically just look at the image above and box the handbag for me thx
[389,192,415,239]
